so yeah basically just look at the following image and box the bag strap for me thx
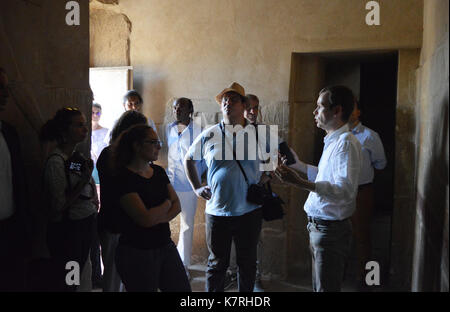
[219,122,250,186]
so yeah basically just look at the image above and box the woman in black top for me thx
[97,110,148,292]
[112,124,191,292]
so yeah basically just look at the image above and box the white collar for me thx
[324,124,349,145]
[351,122,363,134]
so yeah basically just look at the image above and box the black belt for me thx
[307,216,349,225]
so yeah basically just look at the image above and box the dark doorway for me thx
[359,54,398,215]
[320,51,398,288]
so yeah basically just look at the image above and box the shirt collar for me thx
[170,119,193,131]
[221,119,251,128]
[350,122,363,134]
[323,124,349,145]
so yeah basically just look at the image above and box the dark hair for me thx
[40,107,83,143]
[123,90,143,105]
[92,102,102,110]
[112,124,154,169]
[246,94,259,104]
[0,67,5,74]
[174,97,194,114]
[109,110,148,144]
[319,86,355,122]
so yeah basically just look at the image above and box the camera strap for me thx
[219,122,250,187]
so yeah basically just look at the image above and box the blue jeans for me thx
[205,208,262,292]
[115,241,191,292]
[308,218,352,292]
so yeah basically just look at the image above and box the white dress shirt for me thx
[304,124,362,220]
[351,122,387,185]
[166,120,205,192]
[0,121,14,220]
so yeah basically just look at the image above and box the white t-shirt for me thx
[91,127,109,164]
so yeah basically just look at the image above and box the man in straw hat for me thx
[184,82,264,292]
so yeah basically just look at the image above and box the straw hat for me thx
[215,82,245,105]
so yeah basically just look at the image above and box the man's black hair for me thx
[319,86,355,122]
[123,90,143,104]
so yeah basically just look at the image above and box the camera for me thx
[247,183,271,205]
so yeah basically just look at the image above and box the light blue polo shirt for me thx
[186,121,264,217]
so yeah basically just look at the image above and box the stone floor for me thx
[188,212,393,293]
[90,212,393,293]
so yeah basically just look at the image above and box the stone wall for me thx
[0,0,91,257]
[412,0,449,292]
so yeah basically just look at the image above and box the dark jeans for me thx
[90,214,103,287]
[308,218,353,292]
[205,208,262,292]
[0,216,28,291]
[46,214,95,291]
[115,241,191,292]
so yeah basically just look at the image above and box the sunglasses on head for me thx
[64,107,79,111]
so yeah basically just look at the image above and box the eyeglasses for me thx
[143,139,163,147]
[64,107,79,111]
[92,111,101,116]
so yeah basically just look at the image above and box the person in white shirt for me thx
[90,102,108,289]
[91,103,108,171]
[276,85,362,292]
[103,90,157,145]
[166,97,204,279]
[348,100,387,287]
[123,90,157,132]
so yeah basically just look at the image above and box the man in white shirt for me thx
[166,97,205,279]
[122,90,157,132]
[103,90,157,145]
[276,85,362,292]
[348,100,387,286]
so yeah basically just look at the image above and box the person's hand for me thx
[279,147,299,166]
[289,147,301,167]
[194,186,212,200]
[258,173,272,185]
[275,164,302,187]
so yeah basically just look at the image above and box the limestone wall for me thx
[0,0,91,257]
[412,0,449,292]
